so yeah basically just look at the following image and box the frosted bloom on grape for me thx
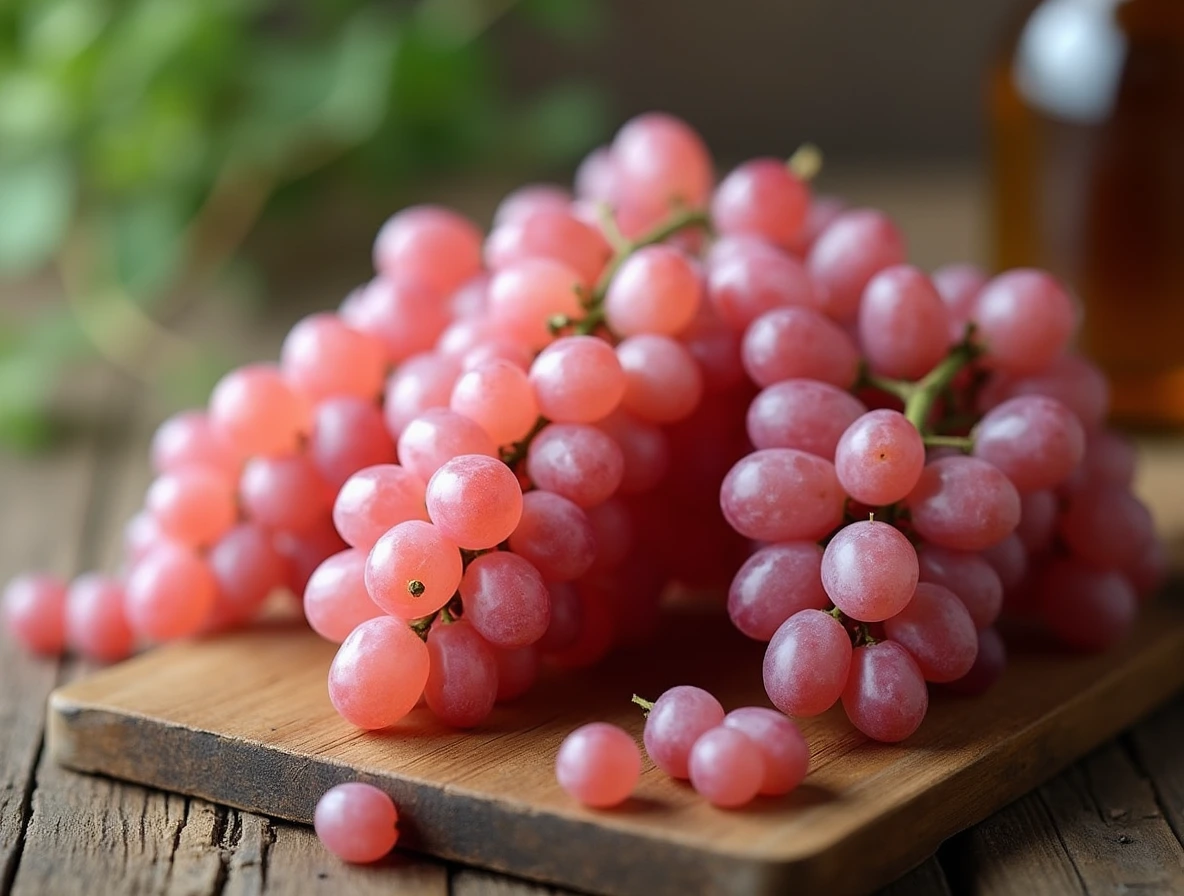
[280,313,386,403]
[712,158,809,251]
[972,269,1078,375]
[722,707,810,796]
[364,520,463,619]
[834,410,925,507]
[642,685,725,779]
[741,306,861,389]
[821,521,919,622]
[916,545,1003,629]
[424,619,498,728]
[525,423,625,508]
[882,582,978,682]
[719,449,845,542]
[328,616,429,729]
[459,552,550,649]
[857,265,950,380]
[64,574,134,662]
[746,379,867,458]
[333,464,429,551]
[426,454,523,550]
[616,335,703,424]
[507,490,597,582]
[727,542,828,641]
[484,208,610,288]
[314,782,399,864]
[604,245,702,337]
[763,609,852,717]
[397,408,497,483]
[688,727,764,808]
[611,112,713,212]
[972,395,1085,493]
[807,209,906,324]
[706,236,819,330]
[529,336,626,424]
[555,722,641,808]
[372,205,482,295]
[487,258,584,350]
[208,364,310,458]
[906,456,1021,551]
[841,641,928,743]
[2,573,67,655]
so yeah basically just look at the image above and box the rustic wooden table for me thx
[3,167,1184,895]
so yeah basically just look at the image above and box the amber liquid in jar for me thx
[990,0,1184,426]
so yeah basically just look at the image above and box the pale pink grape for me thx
[208,364,310,458]
[450,359,539,446]
[763,609,852,717]
[822,521,919,622]
[706,236,819,330]
[424,619,498,728]
[459,552,550,649]
[883,582,978,682]
[604,245,702,337]
[616,335,703,424]
[916,545,1003,629]
[485,208,610,288]
[437,318,491,359]
[124,511,166,565]
[373,205,482,295]
[741,306,861,389]
[382,352,461,437]
[487,258,584,350]
[240,455,331,534]
[841,641,929,742]
[425,454,523,550]
[64,574,134,662]
[906,457,1021,551]
[688,727,765,808]
[145,467,237,548]
[207,524,286,626]
[529,336,626,423]
[834,410,926,507]
[746,380,867,457]
[574,146,618,203]
[310,396,397,490]
[596,412,670,495]
[460,338,535,372]
[720,449,845,542]
[3,573,67,655]
[525,424,625,508]
[280,313,386,403]
[555,722,641,808]
[328,616,429,729]
[150,410,241,477]
[932,263,987,342]
[303,549,383,643]
[397,409,497,483]
[679,310,746,394]
[972,396,1085,493]
[314,783,399,864]
[507,491,597,582]
[333,464,429,551]
[807,209,906,324]
[722,707,810,796]
[972,269,1077,375]
[611,112,713,212]
[728,542,828,641]
[364,520,463,619]
[712,158,809,251]
[642,685,725,779]
[493,184,572,227]
[125,544,217,641]
[857,265,950,380]
[346,276,450,364]
[786,194,846,257]
[449,272,489,318]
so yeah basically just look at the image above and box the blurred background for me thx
[2,0,1179,448]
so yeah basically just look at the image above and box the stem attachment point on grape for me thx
[788,143,824,182]
[631,694,655,717]
[407,580,426,598]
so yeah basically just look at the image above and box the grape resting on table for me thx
[2,113,1166,841]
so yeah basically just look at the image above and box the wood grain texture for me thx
[46,593,1184,896]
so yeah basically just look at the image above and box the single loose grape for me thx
[642,685,725,779]
[688,727,765,808]
[314,782,399,864]
[64,574,134,662]
[3,573,67,655]
[555,722,641,808]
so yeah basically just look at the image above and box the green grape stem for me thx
[499,415,551,468]
[631,694,656,716]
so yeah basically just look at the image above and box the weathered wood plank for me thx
[451,869,561,895]
[1128,700,1184,845]
[875,856,951,896]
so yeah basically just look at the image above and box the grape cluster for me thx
[1,111,1165,756]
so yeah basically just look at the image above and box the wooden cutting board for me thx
[48,593,1184,896]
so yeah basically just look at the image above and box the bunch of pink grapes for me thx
[2,110,1165,750]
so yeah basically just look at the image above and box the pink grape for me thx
[276,518,347,595]
[448,272,489,318]
[746,379,867,457]
[720,449,845,542]
[992,354,1110,431]
[64,574,133,662]
[574,146,618,203]
[807,209,907,324]
[604,245,702,336]
[328,616,429,729]
[1081,429,1137,487]
[1038,560,1138,651]
[345,276,450,364]
[424,619,499,728]
[616,335,703,424]
[882,582,978,682]
[906,456,1021,551]
[786,194,846,257]
[536,582,582,653]
[834,410,925,506]
[461,338,535,372]
[841,641,929,742]
[207,524,286,626]
[722,707,810,796]
[373,205,482,295]
[397,409,497,483]
[451,359,539,446]
[507,490,597,582]
[916,545,1003,629]
[712,158,809,251]
[932,263,987,341]
[459,551,550,649]
[382,352,461,436]
[208,364,310,458]
[493,645,539,702]
[741,306,860,389]
[437,317,491,359]
[727,542,828,641]
[981,534,1028,594]
[125,544,216,641]
[643,685,725,779]
[1059,485,1155,572]
[1015,489,1059,553]
[3,573,67,655]
[240,455,331,534]
[972,396,1085,493]
[596,412,670,495]
[333,464,429,551]
[425,454,524,550]
[310,396,397,490]
[493,183,572,227]
[145,467,237,548]
[972,269,1077,375]
[525,424,625,508]
[364,520,463,619]
[857,265,950,379]
[585,498,633,572]
[555,722,641,808]
[706,236,819,330]
[611,112,713,212]
[124,510,166,565]
[487,258,584,350]
[529,336,626,423]
[314,783,399,864]
[821,521,919,622]
[485,208,610,288]
[679,310,746,394]
[280,313,386,403]
[688,727,765,808]
[150,410,241,477]
[303,549,383,643]
[763,609,852,717]
[943,627,1007,697]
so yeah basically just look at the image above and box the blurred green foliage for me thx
[0,0,607,450]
